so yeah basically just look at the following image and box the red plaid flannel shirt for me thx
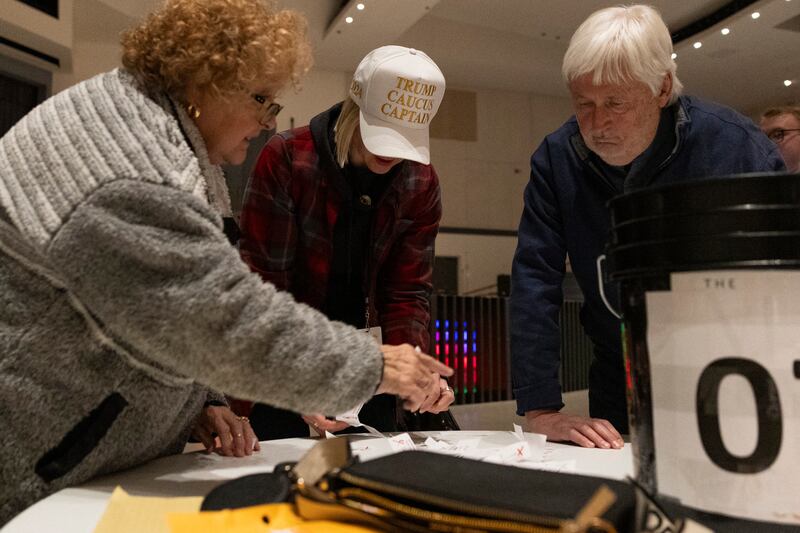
[239,122,441,351]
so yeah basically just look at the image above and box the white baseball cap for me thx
[349,45,445,165]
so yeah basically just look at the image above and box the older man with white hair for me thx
[511,5,784,448]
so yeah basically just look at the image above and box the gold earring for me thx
[186,103,200,119]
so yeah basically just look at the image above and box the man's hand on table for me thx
[191,405,260,457]
[524,409,624,449]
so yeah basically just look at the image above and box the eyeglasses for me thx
[252,94,283,126]
[766,128,800,144]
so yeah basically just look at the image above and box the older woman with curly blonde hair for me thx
[0,0,451,524]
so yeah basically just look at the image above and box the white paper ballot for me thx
[388,433,416,452]
[333,402,384,437]
[512,424,547,461]
[421,436,481,456]
[483,441,535,464]
[333,402,364,426]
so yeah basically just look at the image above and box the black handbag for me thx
[201,437,800,532]
[299,455,632,531]
[273,437,633,532]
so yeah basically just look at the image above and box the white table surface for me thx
[2,431,632,533]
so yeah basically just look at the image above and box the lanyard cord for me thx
[364,233,372,330]
[344,183,374,331]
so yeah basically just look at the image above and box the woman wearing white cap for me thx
[239,45,455,439]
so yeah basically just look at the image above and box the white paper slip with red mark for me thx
[333,402,384,437]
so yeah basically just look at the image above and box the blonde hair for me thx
[334,97,360,168]
[563,4,683,105]
[120,0,313,103]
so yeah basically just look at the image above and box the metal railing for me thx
[430,295,591,405]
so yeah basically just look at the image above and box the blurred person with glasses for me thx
[761,106,800,172]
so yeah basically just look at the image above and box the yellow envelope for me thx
[93,486,202,533]
[167,502,381,532]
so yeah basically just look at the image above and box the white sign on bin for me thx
[646,270,800,526]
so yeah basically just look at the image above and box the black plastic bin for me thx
[605,172,800,532]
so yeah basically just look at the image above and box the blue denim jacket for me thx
[510,95,786,431]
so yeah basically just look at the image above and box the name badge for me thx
[362,326,382,344]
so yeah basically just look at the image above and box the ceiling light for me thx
[785,80,793,87]
[721,28,730,35]
[671,52,677,59]
[751,12,760,19]
[345,16,353,23]
[693,41,702,49]
[356,3,365,9]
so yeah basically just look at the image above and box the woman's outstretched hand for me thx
[376,344,453,412]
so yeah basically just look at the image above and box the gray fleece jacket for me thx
[0,69,383,524]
